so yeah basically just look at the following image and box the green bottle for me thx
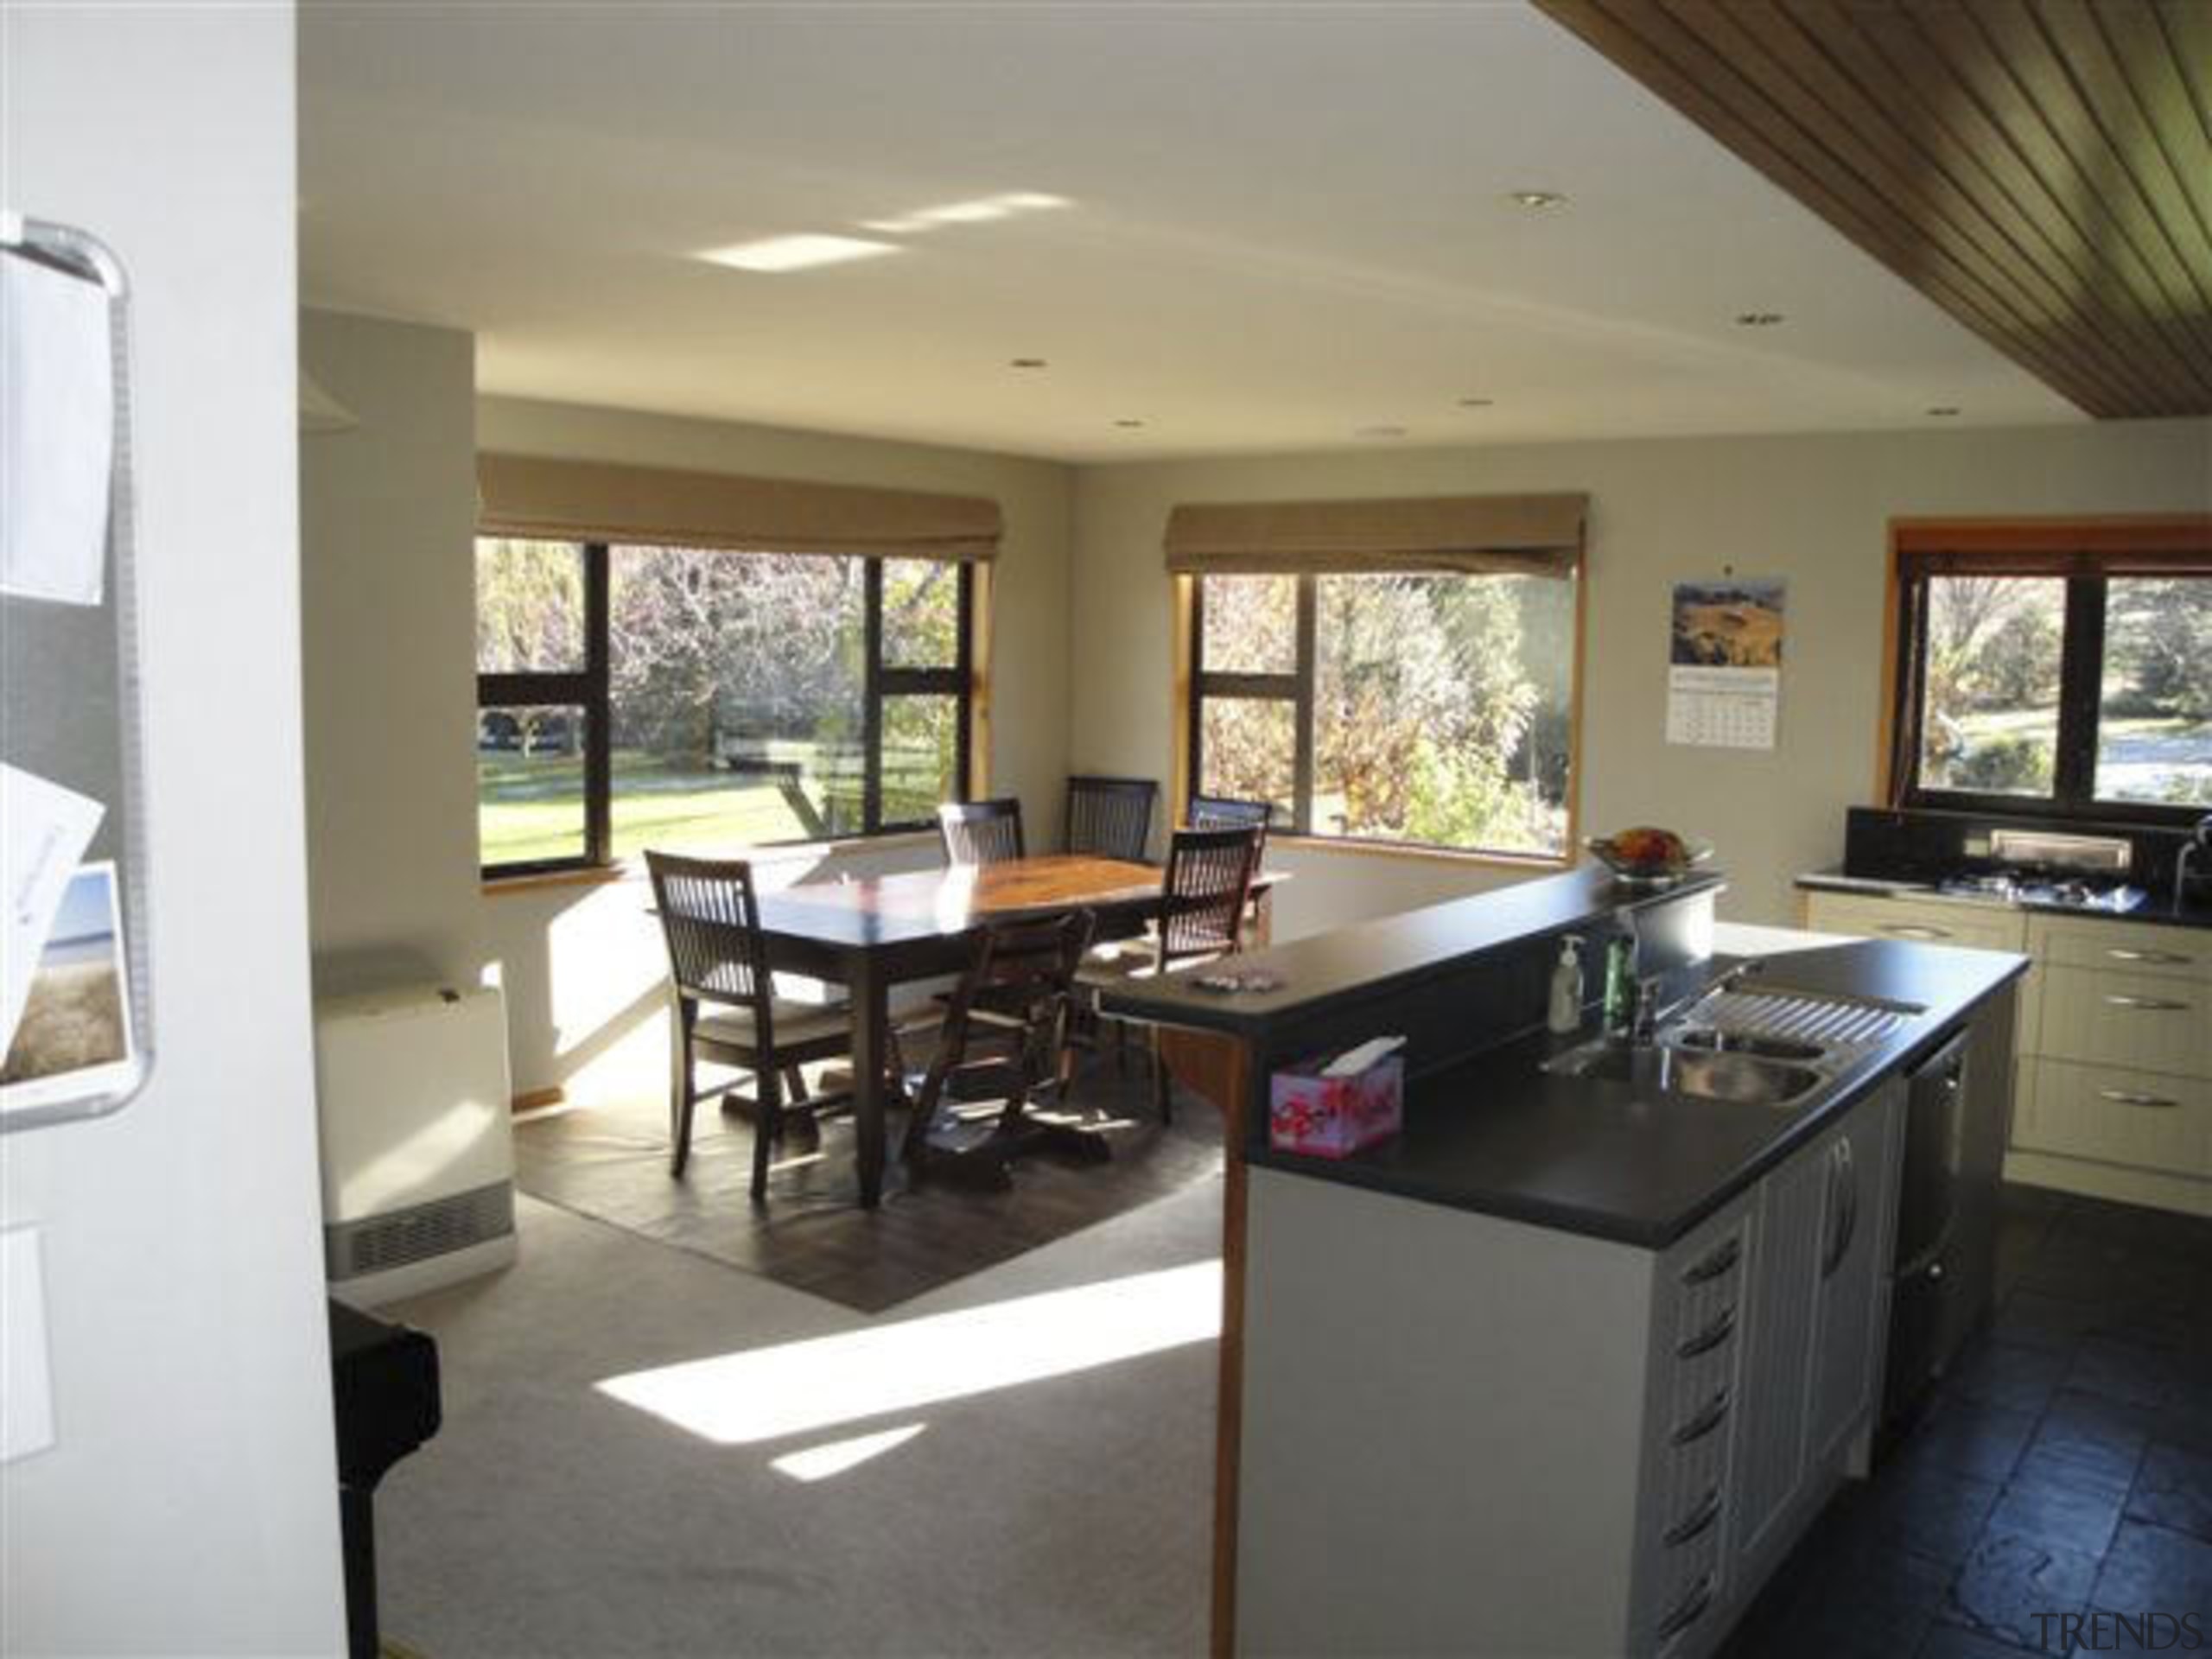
[1602,935,1637,1035]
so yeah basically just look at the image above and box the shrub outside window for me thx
[475,538,973,875]
[1189,570,1577,859]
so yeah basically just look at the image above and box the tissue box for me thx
[1268,1052,1404,1158]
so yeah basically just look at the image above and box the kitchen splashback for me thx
[1843,806,2193,899]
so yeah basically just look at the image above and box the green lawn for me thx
[478,747,947,867]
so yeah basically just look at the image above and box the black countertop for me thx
[1096,863,1725,1039]
[1247,937,2027,1250]
[1795,868,2212,931]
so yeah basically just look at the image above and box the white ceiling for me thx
[298,1,2080,464]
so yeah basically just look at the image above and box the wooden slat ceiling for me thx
[1533,0,2212,418]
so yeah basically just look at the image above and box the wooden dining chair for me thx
[1188,794,1274,946]
[645,850,855,1201]
[898,909,1100,1185]
[1065,775,1158,863]
[938,798,1026,868]
[1084,823,1262,1122]
[1188,792,1274,857]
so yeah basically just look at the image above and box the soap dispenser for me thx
[1548,936,1586,1035]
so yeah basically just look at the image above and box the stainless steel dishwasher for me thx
[1883,1026,1972,1427]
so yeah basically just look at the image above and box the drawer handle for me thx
[1656,1573,1716,1643]
[1882,924,1952,940]
[1676,1304,1738,1360]
[1663,1487,1724,1548]
[1670,1386,1732,1446]
[2097,1088,2182,1109]
[2104,994,2191,1012]
[1681,1237,1741,1286]
[2107,947,2194,966]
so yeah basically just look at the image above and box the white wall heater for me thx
[314,983,518,1305]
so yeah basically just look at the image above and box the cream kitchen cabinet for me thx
[1802,887,2211,1217]
[1237,1080,1903,1659]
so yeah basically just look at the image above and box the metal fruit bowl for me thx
[1585,836,1713,890]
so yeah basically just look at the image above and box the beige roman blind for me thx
[477,453,1004,562]
[1162,491,1586,578]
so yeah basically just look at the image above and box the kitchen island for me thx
[1099,868,2025,1659]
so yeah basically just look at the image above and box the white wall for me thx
[1071,420,2212,937]
[2,8,348,1654]
[300,310,483,994]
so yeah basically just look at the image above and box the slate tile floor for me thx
[1719,1185,2212,1658]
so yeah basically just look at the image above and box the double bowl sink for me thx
[1546,1030,1827,1107]
[1541,985,1916,1109]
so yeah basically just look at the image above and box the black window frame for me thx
[1187,569,1578,859]
[476,539,974,878]
[1890,547,2209,828]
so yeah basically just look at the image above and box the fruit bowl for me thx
[1585,829,1713,890]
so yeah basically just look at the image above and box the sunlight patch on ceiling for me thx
[697,233,900,274]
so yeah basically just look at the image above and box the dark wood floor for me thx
[512,1048,1224,1313]
[1721,1185,2212,1658]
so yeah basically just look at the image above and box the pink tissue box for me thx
[1268,1053,1404,1158]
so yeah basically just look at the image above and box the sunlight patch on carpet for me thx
[596,1260,1221,1445]
[771,1423,928,1482]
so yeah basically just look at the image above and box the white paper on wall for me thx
[1,248,113,607]
[1,763,105,1059]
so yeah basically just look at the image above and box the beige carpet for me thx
[374,1174,1222,1657]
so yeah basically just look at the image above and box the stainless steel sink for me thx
[1547,1041,1824,1107]
[1668,1027,1827,1063]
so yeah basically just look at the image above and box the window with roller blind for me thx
[473,457,995,876]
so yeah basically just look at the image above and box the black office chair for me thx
[938,798,1026,867]
[1065,775,1159,863]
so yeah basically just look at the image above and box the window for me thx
[1188,570,1578,858]
[1891,534,2211,821]
[476,538,973,874]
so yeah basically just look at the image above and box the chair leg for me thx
[750,1062,784,1203]
[781,1064,807,1108]
[671,1072,697,1179]
[1151,1027,1173,1125]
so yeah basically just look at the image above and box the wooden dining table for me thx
[753,853,1277,1207]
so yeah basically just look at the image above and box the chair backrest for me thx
[938,798,1026,868]
[1188,793,1274,861]
[1065,775,1158,863]
[930,909,1098,1088]
[1158,824,1261,967]
[644,850,772,1013]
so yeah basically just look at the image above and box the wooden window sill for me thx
[480,828,943,898]
[1269,835,1570,874]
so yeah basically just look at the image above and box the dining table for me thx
[753,853,1279,1207]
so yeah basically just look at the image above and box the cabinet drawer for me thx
[2036,965,2210,1078]
[2013,1058,2212,1177]
[1802,893,2026,953]
[2029,914,2212,986]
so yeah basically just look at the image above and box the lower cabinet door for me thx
[1806,1083,1902,1471]
[1728,1129,1829,1573]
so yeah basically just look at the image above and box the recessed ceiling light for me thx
[696,234,899,274]
[1509,190,1567,210]
[1009,357,1048,370]
[1734,311,1786,327]
[1927,406,1961,417]
[1114,418,1146,429]
[1355,424,1408,440]
[1458,397,1496,409]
